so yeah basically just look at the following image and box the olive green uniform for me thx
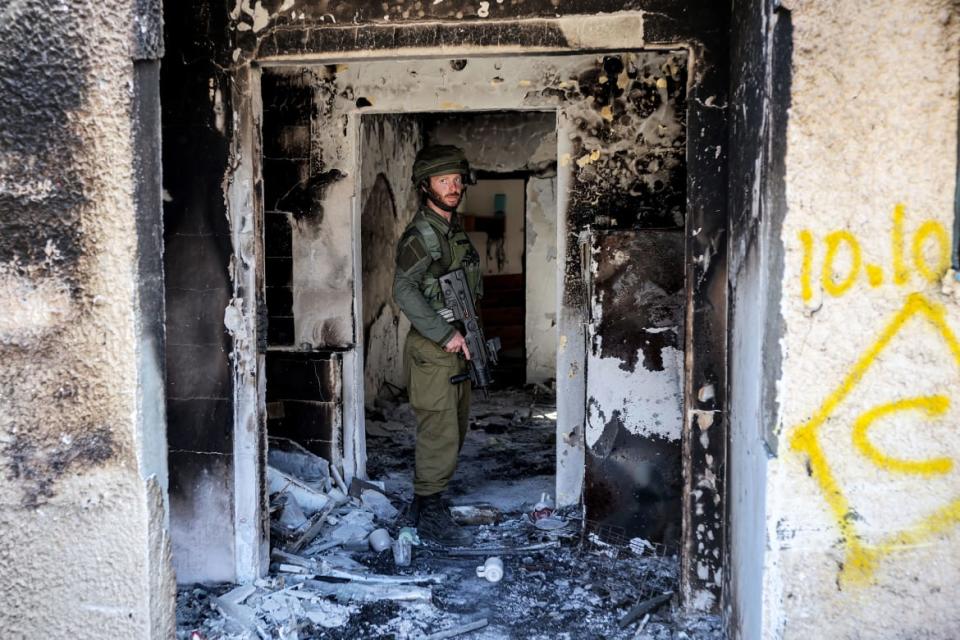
[393,205,482,497]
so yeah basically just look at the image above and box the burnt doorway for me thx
[252,48,712,600]
[357,111,560,517]
[255,54,691,541]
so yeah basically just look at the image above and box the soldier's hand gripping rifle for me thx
[439,268,501,399]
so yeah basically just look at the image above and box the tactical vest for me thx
[412,213,482,311]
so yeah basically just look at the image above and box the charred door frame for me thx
[226,66,271,582]
[233,10,728,608]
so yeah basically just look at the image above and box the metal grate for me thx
[580,519,628,557]
[578,520,678,597]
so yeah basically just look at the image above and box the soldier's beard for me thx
[422,184,464,213]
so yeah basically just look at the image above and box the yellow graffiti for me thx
[851,396,953,476]
[799,204,950,300]
[892,203,909,285]
[789,293,960,584]
[865,263,884,287]
[799,229,814,302]
[822,231,862,297]
[912,220,950,284]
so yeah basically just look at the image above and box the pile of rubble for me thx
[178,436,450,639]
[177,393,723,639]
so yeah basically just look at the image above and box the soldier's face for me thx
[428,173,464,207]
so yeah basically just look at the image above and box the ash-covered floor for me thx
[176,387,724,639]
[366,387,557,515]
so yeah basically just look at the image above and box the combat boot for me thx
[408,494,423,526]
[416,494,473,547]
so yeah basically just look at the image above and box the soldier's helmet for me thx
[412,145,474,184]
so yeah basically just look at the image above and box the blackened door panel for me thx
[584,230,685,544]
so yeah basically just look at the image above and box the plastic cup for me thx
[476,556,504,583]
[392,537,412,567]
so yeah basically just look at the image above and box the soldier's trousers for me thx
[404,328,471,497]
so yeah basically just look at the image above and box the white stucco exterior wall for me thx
[0,2,174,638]
[763,1,960,637]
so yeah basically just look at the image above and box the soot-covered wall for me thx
[262,69,314,348]
[260,69,347,466]
[726,0,791,634]
[577,56,688,546]
[586,231,686,543]
[359,115,422,403]
[162,0,240,583]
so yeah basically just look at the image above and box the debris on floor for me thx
[177,387,723,639]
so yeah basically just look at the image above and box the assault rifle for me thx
[439,268,501,399]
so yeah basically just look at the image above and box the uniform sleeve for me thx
[393,233,456,346]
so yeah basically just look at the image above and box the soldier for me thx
[392,145,483,546]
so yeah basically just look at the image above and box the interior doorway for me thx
[356,110,560,517]
[462,173,528,386]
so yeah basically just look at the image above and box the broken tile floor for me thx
[176,387,723,639]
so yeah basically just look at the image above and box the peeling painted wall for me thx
[759,1,960,637]
[425,112,557,175]
[359,114,421,402]
[588,233,685,442]
[526,175,558,383]
[0,0,173,637]
[293,65,356,348]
